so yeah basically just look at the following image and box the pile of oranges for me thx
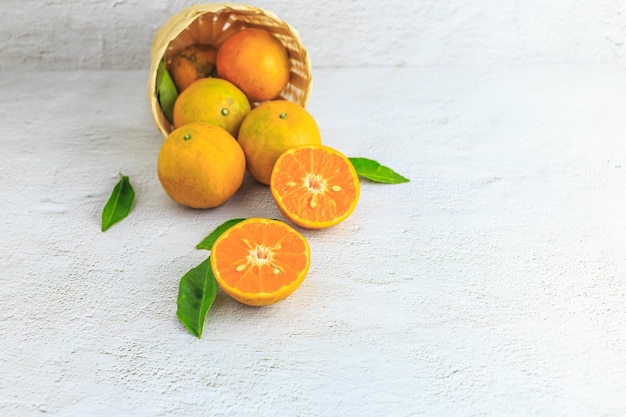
[156,25,360,308]
[156,27,360,228]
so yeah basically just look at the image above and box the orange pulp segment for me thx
[270,145,360,229]
[210,218,310,306]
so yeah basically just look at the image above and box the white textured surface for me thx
[3,1,626,415]
[1,66,626,416]
[2,0,626,70]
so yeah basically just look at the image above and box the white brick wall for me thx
[2,0,626,70]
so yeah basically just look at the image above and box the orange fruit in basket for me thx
[210,218,310,306]
[216,28,290,102]
[270,145,360,229]
[237,100,321,185]
[157,122,246,209]
[173,77,251,136]
[169,44,217,92]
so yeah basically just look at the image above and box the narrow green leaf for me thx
[101,174,135,232]
[176,257,218,338]
[156,59,178,124]
[349,157,410,184]
[196,218,247,250]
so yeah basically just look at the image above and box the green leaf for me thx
[349,157,410,184]
[156,59,178,124]
[176,257,218,338]
[196,218,247,250]
[101,174,135,231]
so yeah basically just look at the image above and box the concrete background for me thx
[2,1,626,417]
[2,0,626,70]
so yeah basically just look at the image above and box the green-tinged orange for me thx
[172,77,250,136]
[237,100,321,185]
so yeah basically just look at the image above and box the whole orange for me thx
[172,77,251,137]
[169,44,217,92]
[216,28,290,103]
[237,100,322,185]
[157,122,246,209]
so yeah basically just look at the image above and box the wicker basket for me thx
[148,3,312,137]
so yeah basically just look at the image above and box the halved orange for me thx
[270,145,360,229]
[210,218,310,306]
